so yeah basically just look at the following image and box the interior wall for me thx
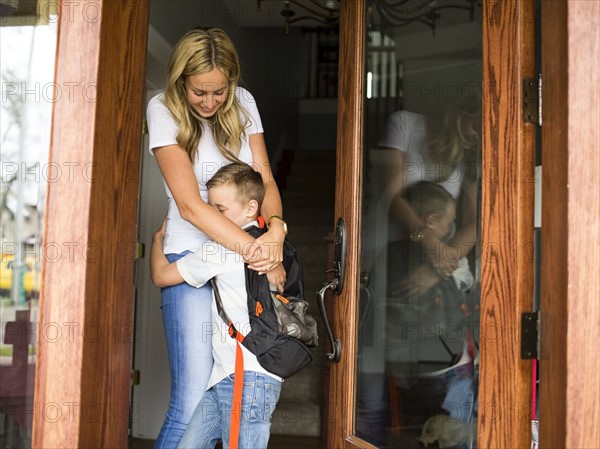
[131,127,170,439]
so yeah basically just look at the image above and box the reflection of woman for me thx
[378,98,480,299]
[147,28,287,448]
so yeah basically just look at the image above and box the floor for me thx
[129,434,325,449]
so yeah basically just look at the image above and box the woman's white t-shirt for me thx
[378,110,464,200]
[147,87,263,254]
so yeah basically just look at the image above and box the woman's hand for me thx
[421,232,460,280]
[391,263,442,302]
[246,226,286,274]
[428,243,460,279]
[266,263,286,293]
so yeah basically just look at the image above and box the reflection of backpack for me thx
[211,224,318,378]
[211,223,319,448]
[386,240,468,366]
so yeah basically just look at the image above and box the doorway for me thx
[131,2,339,446]
[29,0,600,447]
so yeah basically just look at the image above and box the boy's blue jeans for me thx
[177,371,282,449]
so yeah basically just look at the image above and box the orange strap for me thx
[229,329,245,449]
[228,323,245,343]
[257,215,266,228]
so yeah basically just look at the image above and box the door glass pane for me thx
[1,7,58,448]
[357,2,482,447]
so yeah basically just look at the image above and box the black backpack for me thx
[210,224,318,379]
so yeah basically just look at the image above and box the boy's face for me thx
[428,202,456,241]
[208,183,256,228]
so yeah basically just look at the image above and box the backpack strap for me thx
[210,278,245,449]
[211,278,244,343]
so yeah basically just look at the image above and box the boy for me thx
[386,181,476,423]
[402,180,474,294]
[151,162,284,449]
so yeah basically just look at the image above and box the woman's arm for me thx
[154,145,259,258]
[246,133,287,282]
[380,148,425,237]
[381,147,464,278]
[448,178,478,256]
[249,133,285,235]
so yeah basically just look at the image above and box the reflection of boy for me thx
[150,163,283,449]
[386,181,473,368]
[403,181,473,293]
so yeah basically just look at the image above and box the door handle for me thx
[315,218,347,363]
[332,217,347,294]
[317,280,341,362]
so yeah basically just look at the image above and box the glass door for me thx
[323,1,536,448]
[358,3,482,447]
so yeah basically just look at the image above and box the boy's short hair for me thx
[207,162,265,209]
[402,181,455,219]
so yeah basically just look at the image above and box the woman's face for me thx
[460,114,480,149]
[184,68,229,118]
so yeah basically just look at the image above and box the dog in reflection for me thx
[418,414,475,448]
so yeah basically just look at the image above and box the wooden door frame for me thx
[328,0,365,447]
[329,1,538,447]
[540,2,600,448]
[25,0,599,447]
[478,1,535,448]
[32,1,149,447]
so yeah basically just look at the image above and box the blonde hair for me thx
[207,162,265,210]
[164,28,249,162]
[423,94,481,181]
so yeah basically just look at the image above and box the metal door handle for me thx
[317,279,341,362]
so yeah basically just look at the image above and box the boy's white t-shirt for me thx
[175,221,282,389]
[146,87,263,254]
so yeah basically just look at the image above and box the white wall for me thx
[130,118,170,439]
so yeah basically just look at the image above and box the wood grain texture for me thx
[327,1,370,448]
[539,2,568,446]
[32,1,149,447]
[541,1,600,448]
[564,3,600,446]
[480,1,535,448]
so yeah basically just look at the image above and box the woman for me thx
[146,28,287,448]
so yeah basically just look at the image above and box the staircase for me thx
[270,149,336,438]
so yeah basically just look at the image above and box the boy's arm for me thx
[150,221,185,288]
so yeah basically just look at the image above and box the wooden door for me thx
[32,1,149,447]
[323,1,536,447]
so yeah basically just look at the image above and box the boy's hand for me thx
[390,263,441,302]
[266,263,286,293]
[153,219,167,244]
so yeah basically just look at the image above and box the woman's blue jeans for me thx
[154,252,214,449]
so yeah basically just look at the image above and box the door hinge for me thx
[523,74,542,126]
[521,311,540,359]
[131,369,140,385]
[136,242,145,260]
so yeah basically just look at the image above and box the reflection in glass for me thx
[1,17,57,448]
[357,2,482,448]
